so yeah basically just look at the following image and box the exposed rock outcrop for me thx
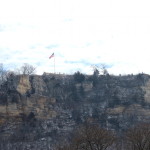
[0,73,150,149]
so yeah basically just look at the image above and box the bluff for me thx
[0,73,150,149]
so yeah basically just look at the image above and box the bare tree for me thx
[100,64,108,75]
[17,63,36,75]
[91,64,108,76]
[124,123,150,150]
[74,124,115,150]
[56,124,116,150]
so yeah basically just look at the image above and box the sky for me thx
[0,0,150,75]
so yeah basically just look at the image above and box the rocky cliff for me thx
[0,73,150,149]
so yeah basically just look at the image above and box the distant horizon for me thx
[2,62,149,76]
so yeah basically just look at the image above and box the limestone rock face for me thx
[0,75,58,120]
[24,95,57,119]
[0,73,150,149]
[17,75,31,94]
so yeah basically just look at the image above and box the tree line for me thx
[55,122,150,150]
[0,63,36,85]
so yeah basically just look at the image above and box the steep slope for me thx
[0,73,150,149]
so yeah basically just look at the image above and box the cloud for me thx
[0,0,150,75]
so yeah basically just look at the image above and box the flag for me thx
[49,53,54,59]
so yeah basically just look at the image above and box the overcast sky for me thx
[0,0,150,75]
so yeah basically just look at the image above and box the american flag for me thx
[49,53,54,59]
